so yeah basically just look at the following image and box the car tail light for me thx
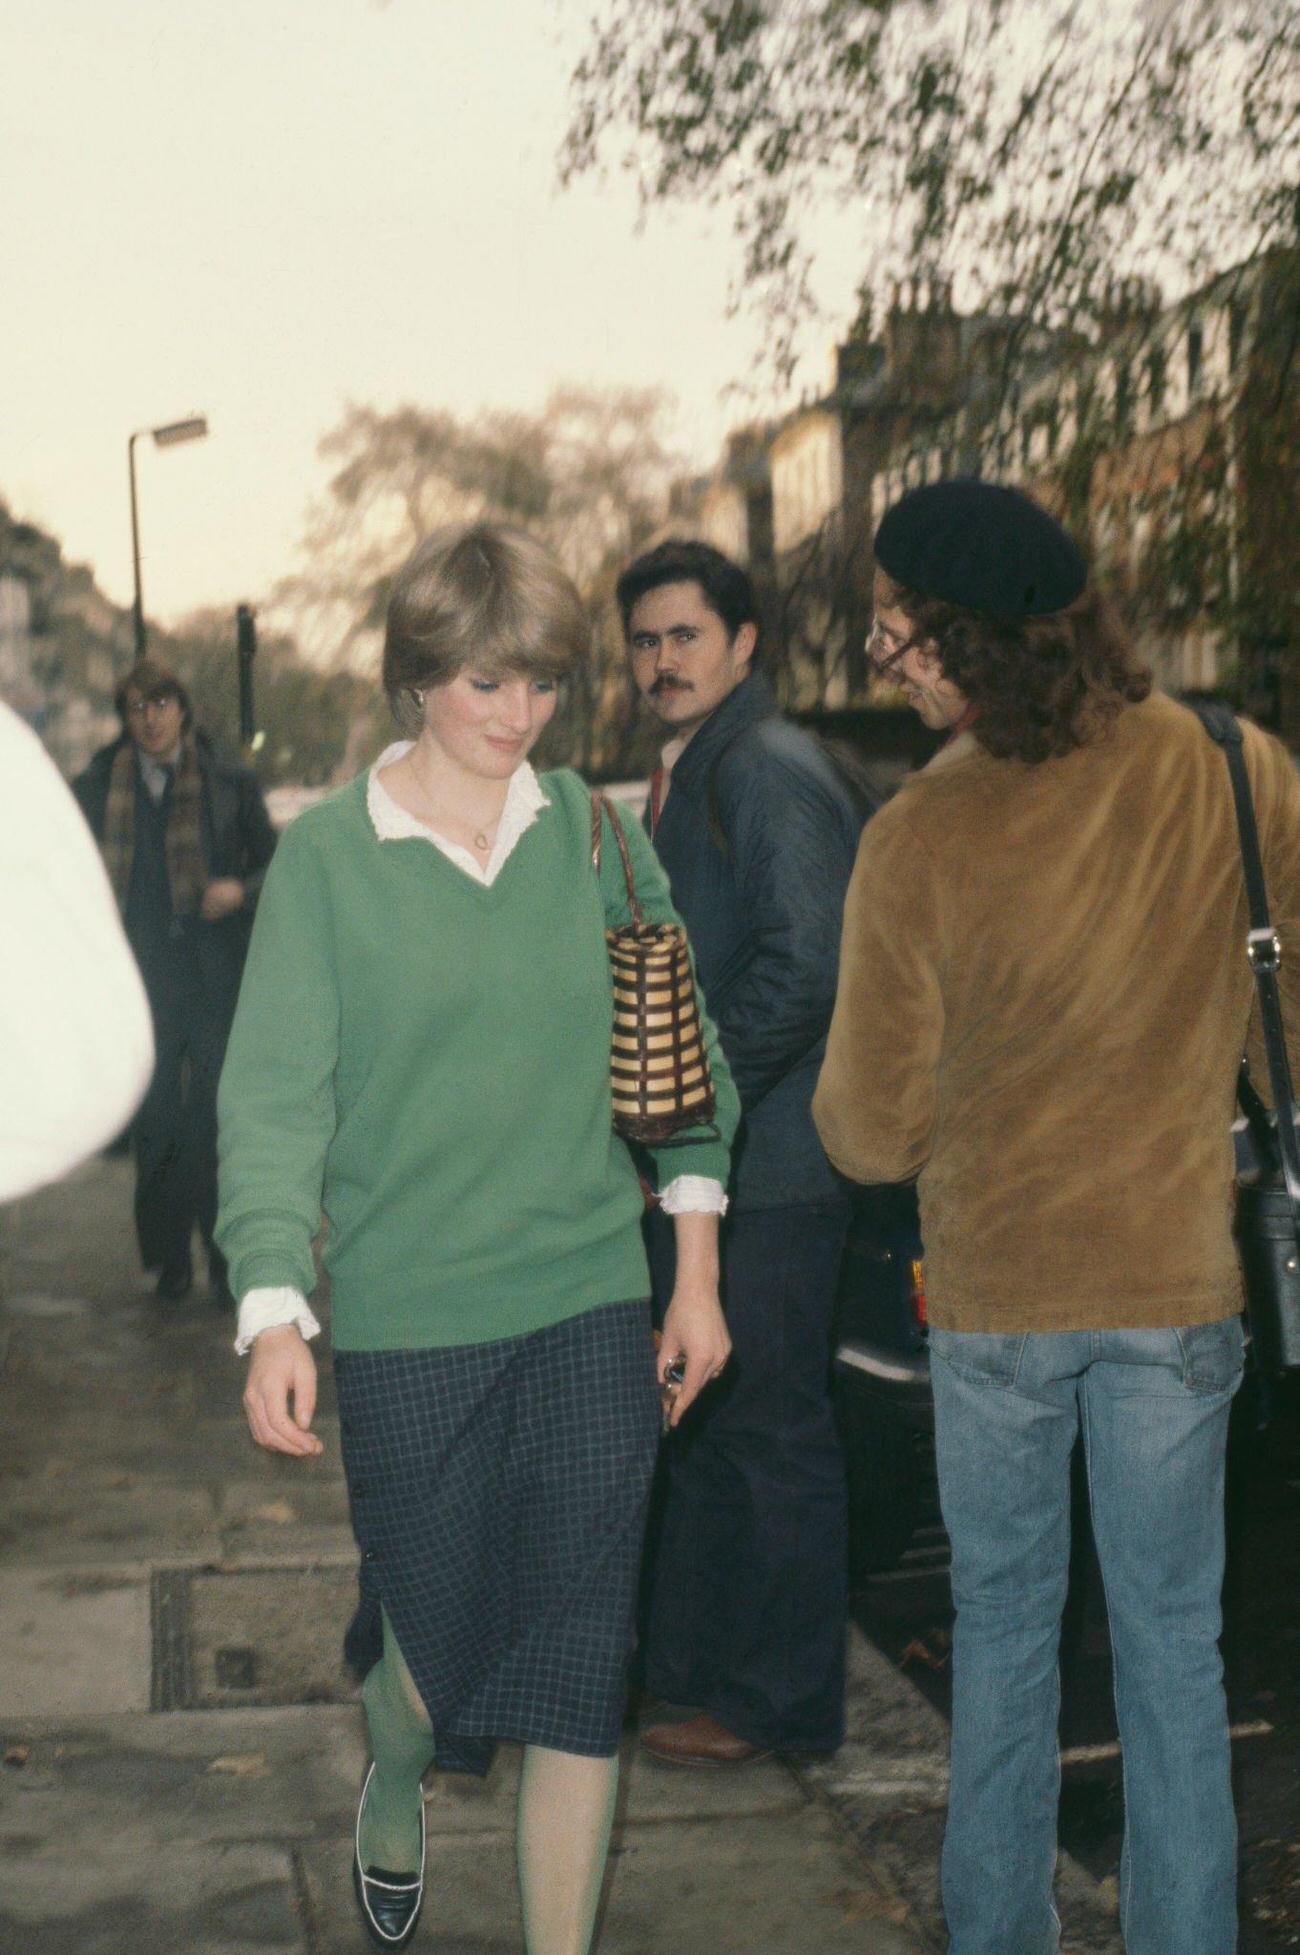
[909,1258,928,1328]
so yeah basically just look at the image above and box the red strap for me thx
[648,765,665,837]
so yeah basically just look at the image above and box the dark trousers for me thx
[640,1203,849,1753]
[132,931,235,1279]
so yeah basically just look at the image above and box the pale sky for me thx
[3,0,854,633]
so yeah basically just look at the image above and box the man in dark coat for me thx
[618,538,864,1764]
[74,657,277,1301]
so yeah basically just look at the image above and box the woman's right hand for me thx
[243,1325,323,1457]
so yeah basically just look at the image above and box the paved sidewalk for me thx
[0,1159,935,1955]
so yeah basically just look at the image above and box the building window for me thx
[1094,501,1115,557]
[1187,319,1203,397]
[1146,347,1167,418]
[1114,361,1132,432]
[1228,300,1248,373]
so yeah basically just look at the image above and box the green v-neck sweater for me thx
[215,767,737,1351]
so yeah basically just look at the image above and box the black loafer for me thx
[353,1761,426,1949]
[155,1260,193,1301]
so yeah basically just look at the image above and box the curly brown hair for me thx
[887,581,1152,763]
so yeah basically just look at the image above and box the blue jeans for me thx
[929,1319,1244,1955]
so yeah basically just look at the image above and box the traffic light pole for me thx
[128,433,146,661]
[237,604,257,750]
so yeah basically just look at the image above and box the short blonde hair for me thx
[383,523,589,731]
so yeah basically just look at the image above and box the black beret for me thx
[874,479,1087,616]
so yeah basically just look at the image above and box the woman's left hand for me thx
[658,1280,731,1429]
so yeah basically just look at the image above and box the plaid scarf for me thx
[101,737,208,919]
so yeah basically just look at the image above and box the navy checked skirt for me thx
[334,1298,660,1776]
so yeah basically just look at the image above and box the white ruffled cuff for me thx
[235,1286,323,1358]
[658,1174,729,1216]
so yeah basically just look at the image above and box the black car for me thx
[831,1184,937,1578]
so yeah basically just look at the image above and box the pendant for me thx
[474,831,490,851]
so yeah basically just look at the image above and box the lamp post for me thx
[127,414,209,660]
[236,603,258,749]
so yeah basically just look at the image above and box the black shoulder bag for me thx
[1193,702,1300,1374]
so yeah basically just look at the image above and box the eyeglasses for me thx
[125,691,178,717]
[865,619,920,681]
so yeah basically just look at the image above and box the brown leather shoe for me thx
[639,1711,772,1766]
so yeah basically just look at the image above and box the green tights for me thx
[360,1611,620,1955]
[357,1612,436,1872]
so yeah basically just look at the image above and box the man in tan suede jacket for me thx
[813,480,1300,1955]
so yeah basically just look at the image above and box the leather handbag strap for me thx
[591,793,644,930]
[1191,702,1300,1217]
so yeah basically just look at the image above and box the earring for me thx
[411,689,425,710]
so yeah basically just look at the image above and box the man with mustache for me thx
[618,538,863,1767]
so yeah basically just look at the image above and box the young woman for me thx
[216,523,738,1954]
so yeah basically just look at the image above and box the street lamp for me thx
[127,414,209,660]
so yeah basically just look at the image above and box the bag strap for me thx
[591,792,644,930]
[1190,702,1300,1216]
[1237,1065,1280,1168]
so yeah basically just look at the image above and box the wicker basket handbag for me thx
[592,794,718,1145]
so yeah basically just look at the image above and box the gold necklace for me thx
[437,806,498,853]
[404,759,502,853]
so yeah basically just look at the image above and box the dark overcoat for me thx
[646,671,862,1210]
[73,729,277,1007]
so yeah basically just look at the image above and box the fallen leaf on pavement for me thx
[900,1635,951,1671]
[208,1754,269,1777]
[830,1888,911,1925]
[246,1500,296,1525]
